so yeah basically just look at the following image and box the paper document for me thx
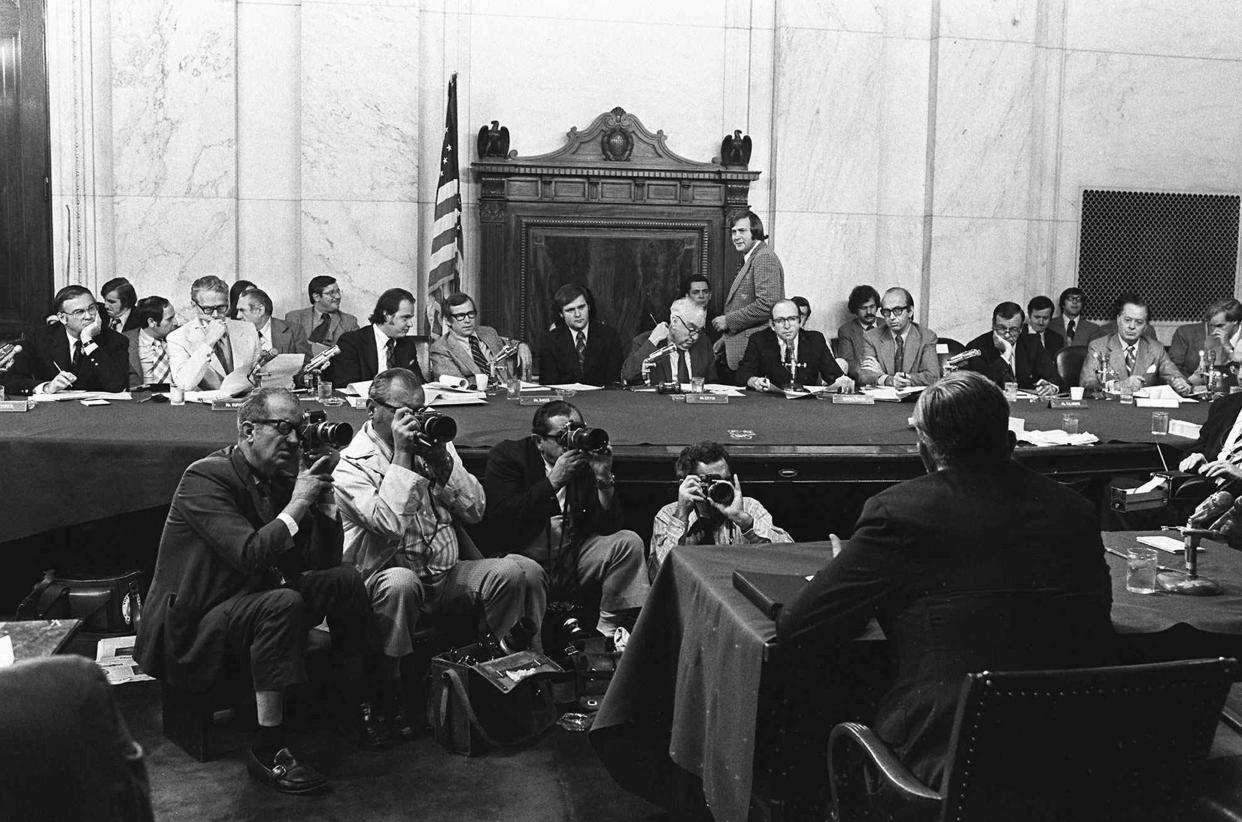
[344,380,372,396]
[256,354,306,390]
[865,385,925,402]
[1135,386,1198,403]
[1168,419,1202,439]
[0,635,12,668]
[423,387,487,407]
[1137,535,1198,554]
[95,635,154,685]
[547,383,603,391]
[28,391,133,403]
[1015,429,1100,447]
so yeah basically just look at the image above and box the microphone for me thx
[487,341,520,368]
[304,345,340,374]
[1189,490,1234,529]
[0,343,22,371]
[248,349,279,382]
[946,348,982,368]
[642,341,678,365]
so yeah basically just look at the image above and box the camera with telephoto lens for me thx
[411,407,457,445]
[558,422,610,453]
[700,476,735,507]
[299,409,353,450]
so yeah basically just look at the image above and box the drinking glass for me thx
[1126,546,1159,594]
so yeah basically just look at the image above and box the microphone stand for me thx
[1159,526,1223,595]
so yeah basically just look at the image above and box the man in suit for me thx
[962,301,1060,397]
[238,289,312,358]
[1080,294,1191,395]
[167,275,262,391]
[711,211,785,377]
[1024,295,1064,358]
[124,295,178,387]
[284,275,360,348]
[621,297,716,385]
[135,388,382,795]
[1048,287,1099,348]
[537,283,623,386]
[1180,391,1242,484]
[859,287,941,388]
[776,371,1113,789]
[836,284,881,382]
[481,401,649,636]
[1169,298,1242,386]
[737,299,853,393]
[0,285,129,396]
[101,277,143,333]
[429,292,531,382]
[328,288,426,387]
[333,368,547,737]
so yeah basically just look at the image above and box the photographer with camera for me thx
[649,441,792,576]
[136,388,376,796]
[482,400,649,637]
[333,368,547,739]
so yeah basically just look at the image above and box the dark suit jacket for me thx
[735,328,844,388]
[537,321,623,386]
[776,461,1113,789]
[264,316,311,357]
[102,307,143,334]
[963,331,1060,389]
[479,437,624,557]
[1185,391,1242,462]
[621,333,717,385]
[1048,315,1099,348]
[0,323,129,395]
[134,447,344,689]
[1024,327,1064,359]
[327,326,425,386]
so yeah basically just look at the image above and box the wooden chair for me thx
[1057,344,1088,388]
[827,657,1239,822]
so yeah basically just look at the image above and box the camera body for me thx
[558,423,609,453]
[300,410,353,450]
[411,407,457,446]
[700,476,735,507]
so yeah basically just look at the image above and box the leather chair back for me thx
[1057,344,1087,387]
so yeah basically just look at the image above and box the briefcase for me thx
[15,569,144,634]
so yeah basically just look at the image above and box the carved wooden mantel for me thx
[472,107,761,346]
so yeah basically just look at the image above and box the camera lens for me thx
[421,413,457,443]
[566,427,609,452]
[706,480,735,506]
[303,420,353,449]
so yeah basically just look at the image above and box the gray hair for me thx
[191,275,229,300]
[368,368,424,406]
[669,296,706,328]
[912,371,1011,468]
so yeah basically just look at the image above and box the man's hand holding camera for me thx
[547,449,586,491]
[587,445,615,496]
[286,453,337,522]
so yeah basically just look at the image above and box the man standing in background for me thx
[712,210,784,382]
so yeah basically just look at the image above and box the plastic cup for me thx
[1061,414,1079,435]
[1126,546,1159,594]
[1151,411,1169,436]
[507,375,521,399]
[475,374,489,391]
[1069,386,1085,401]
[1004,381,1018,402]
[691,377,705,394]
[169,385,185,406]
[317,380,333,403]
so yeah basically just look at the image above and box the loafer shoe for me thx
[246,747,328,796]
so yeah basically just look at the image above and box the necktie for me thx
[469,335,490,374]
[213,337,233,374]
[677,351,690,384]
[111,317,122,333]
[72,340,83,370]
[893,334,905,375]
[309,312,332,344]
[1124,345,1137,377]
[1066,320,1076,341]
[151,341,170,384]
[575,332,586,371]
[385,338,397,369]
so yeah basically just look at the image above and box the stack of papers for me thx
[863,385,925,402]
[28,391,133,403]
[1135,385,1198,405]
[1015,429,1100,447]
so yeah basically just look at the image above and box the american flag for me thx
[427,73,462,336]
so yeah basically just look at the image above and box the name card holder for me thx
[1049,397,1086,409]
[0,399,32,412]
[686,394,728,404]
[211,398,246,411]
[831,394,875,405]
[519,396,555,406]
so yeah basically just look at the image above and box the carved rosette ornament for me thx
[601,118,634,162]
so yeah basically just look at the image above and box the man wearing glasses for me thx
[961,302,1060,397]
[736,299,853,393]
[428,292,532,382]
[167,275,261,391]
[0,285,129,395]
[285,276,359,349]
[859,287,942,388]
[621,297,716,385]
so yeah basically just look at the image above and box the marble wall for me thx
[46,0,1242,343]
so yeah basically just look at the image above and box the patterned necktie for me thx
[893,334,905,374]
[72,340,83,370]
[469,335,490,373]
[111,317,122,333]
[1066,319,1076,341]
[575,332,586,371]
[1124,345,1137,377]
[213,337,233,374]
[308,312,332,344]
[385,338,397,369]
[151,340,170,383]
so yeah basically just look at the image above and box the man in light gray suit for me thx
[711,210,785,376]
[284,275,360,348]
[167,275,261,391]
[859,287,942,388]
[238,288,312,358]
[1080,294,1191,396]
[428,292,531,382]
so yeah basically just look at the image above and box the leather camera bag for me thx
[16,569,144,633]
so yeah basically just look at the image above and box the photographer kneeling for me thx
[649,441,792,577]
[333,368,547,743]
[482,401,649,637]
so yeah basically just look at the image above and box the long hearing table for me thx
[0,390,1208,543]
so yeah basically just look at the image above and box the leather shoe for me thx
[246,748,328,796]
[356,701,396,751]
[385,703,422,743]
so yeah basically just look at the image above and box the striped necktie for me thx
[1124,345,1137,377]
[385,338,397,369]
[469,335,491,373]
[575,332,586,371]
[151,340,170,383]
[893,334,905,374]
[213,337,233,374]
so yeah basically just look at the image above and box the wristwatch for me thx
[596,473,616,489]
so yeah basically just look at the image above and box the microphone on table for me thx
[0,343,23,371]
[1189,490,1234,529]
[642,341,678,365]
[247,349,279,383]
[303,345,340,374]
[945,349,982,369]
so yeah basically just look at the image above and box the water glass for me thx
[1119,380,1134,405]
[1126,546,1159,594]
[1004,381,1018,402]
[1151,411,1170,436]
[690,377,705,394]
[169,385,185,406]
[506,375,521,399]
[317,380,334,403]
[1061,413,1079,435]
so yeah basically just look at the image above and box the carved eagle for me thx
[720,130,752,167]
[477,121,511,159]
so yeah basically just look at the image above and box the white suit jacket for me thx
[167,318,261,390]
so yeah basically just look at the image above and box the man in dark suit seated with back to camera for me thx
[962,301,1060,397]
[328,288,426,388]
[776,371,1113,790]
[537,283,623,386]
[737,299,853,393]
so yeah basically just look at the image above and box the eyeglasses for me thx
[194,301,230,317]
[252,418,303,436]
[318,288,342,299]
[61,304,99,320]
[449,310,477,321]
[371,397,422,414]
[771,316,801,326]
[878,306,910,318]
[671,315,701,336]
[992,324,1022,338]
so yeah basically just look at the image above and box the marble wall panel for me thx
[938,0,1041,43]
[876,37,931,217]
[469,0,724,28]
[112,197,237,313]
[1066,0,1242,59]
[237,2,299,200]
[777,0,930,39]
[301,2,420,201]
[301,201,421,319]
[931,39,1038,220]
[110,0,236,199]
[239,200,302,313]
[772,211,878,337]
[1058,50,1242,213]
[744,25,775,218]
[924,216,1033,342]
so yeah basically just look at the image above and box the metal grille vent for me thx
[1078,189,1239,323]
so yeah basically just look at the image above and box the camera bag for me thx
[426,645,561,756]
[16,569,144,634]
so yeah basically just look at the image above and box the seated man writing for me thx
[621,297,716,385]
[135,388,378,795]
[0,285,129,395]
[649,440,792,576]
[736,299,853,393]
[332,368,547,738]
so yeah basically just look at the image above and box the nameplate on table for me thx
[832,394,874,405]
[0,400,32,412]
[686,394,728,404]
[518,395,555,406]
[1048,397,1086,409]
[211,398,246,411]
